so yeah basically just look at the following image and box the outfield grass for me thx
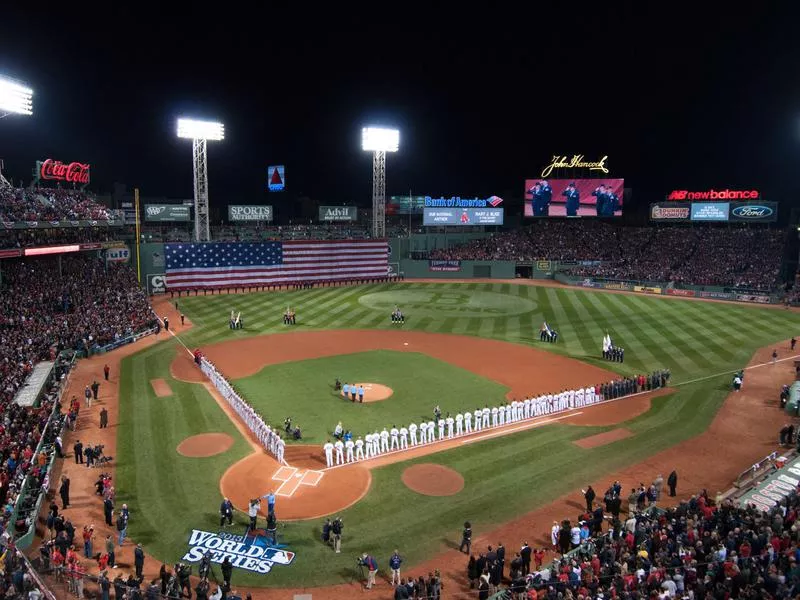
[233,350,509,443]
[116,282,800,587]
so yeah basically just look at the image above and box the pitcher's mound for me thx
[150,378,173,397]
[177,433,234,457]
[402,463,464,496]
[349,383,393,403]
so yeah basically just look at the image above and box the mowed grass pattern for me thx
[116,283,800,587]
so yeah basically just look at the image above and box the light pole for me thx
[0,75,33,189]
[362,127,399,239]
[177,118,225,242]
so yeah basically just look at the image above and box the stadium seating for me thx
[429,222,786,290]
[0,187,114,222]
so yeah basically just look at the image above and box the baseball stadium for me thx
[2,17,800,600]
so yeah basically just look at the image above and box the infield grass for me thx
[115,282,800,587]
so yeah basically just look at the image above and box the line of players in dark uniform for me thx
[603,345,625,363]
[528,180,620,217]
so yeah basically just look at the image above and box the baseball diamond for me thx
[100,281,800,591]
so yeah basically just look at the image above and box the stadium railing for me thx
[11,352,76,549]
[95,324,159,355]
[733,450,782,490]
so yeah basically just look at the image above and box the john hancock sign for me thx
[36,159,91,185]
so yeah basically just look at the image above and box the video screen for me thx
[524,178,625,217]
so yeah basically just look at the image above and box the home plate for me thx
[295,473,303,479]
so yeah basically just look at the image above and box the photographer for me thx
[331,516,343,553]
[248,498,261,531]
[177,563,192,598]
[359,553,378,590]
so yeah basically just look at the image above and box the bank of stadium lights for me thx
[176,118,225,243]
[0,76,33,118]
[362,127,400,239]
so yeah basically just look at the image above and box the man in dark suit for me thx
[496,542,506,580]
[592,185,607,216]
[59,476,70,509]
[73,440,83,464]
[667,470,678,497]
[538,181,552,216]
[563,182,580,216]
[520,542,532,575]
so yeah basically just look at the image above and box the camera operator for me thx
[177,562,192,598]
[266,511,278,546]
[359,553,378,590]
[331,516,343,553]
[199,551,212,579]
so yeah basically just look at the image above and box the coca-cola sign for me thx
[38,159,91,184]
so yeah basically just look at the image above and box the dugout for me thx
[784,381,800,416]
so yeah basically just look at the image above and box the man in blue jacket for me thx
[563,182,580,217]
[389,549,403,586]
[361,553,378,589]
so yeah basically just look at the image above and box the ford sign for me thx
[731,205,773,218]
[729,202,778,222]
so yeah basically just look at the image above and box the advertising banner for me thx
[35,159,91,185]
[0,249,22,258]
[690,202,729,222]
[603,282,632,291]
[734,293,771,304]
[650,203,691,221]
[105,246,131,263]
[696,290,733,300]
[423,207,504,226]
[739,455,800,512]
[228,205,273,222]
[146,273,167,294]
[540,154,610,178]
[581,278,601,288]
[267,165,285,192]
[668,189,759,201]
[387,195,427,215]
[634,285,662,294]
[729,202,778,222]
[318,206,357,222]
[524,178,624,217]
[145,205,191,222]
[666,288,696,298]
[0,219,123,230]
[429,260,462,272]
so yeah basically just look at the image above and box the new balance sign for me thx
[318,206,357,221]
[667,189,760,201]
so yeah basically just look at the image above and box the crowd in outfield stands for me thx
[468,485,800,600]
[0,187,114,222]
[429,223,786,290]
[0,228,122,249]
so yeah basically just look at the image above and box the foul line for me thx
[674,352,800,387]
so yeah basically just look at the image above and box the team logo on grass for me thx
[359,290,538,318]
[182,529,295,575]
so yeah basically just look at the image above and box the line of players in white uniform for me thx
[201,358,286,464]
[322,385,602,467]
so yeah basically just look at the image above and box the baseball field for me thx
[114,282,799,588]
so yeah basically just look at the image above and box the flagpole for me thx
[134,188,142,283]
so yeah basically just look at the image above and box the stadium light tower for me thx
[362,126,399,239]
[0,76,33,119]
[177,118,225,242]
[0,76,33,189]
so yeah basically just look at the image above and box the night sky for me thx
[0,6,796,217]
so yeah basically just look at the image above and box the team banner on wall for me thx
[229,205,273,222]
[145,205,191,222]
[318,206,357,221]
[0,219,124,229]
[429,260,462,272]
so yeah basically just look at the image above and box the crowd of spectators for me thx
[428,222,786,290]
[0,227,128,250]
[0,187,117,223]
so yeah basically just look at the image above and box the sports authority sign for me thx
[183,529,295,575]
[228,205,273,222]
[35,159,91,185]
[667,189,759,201]
[319,206,357,221]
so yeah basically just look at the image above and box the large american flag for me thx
[165,240,389,289]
